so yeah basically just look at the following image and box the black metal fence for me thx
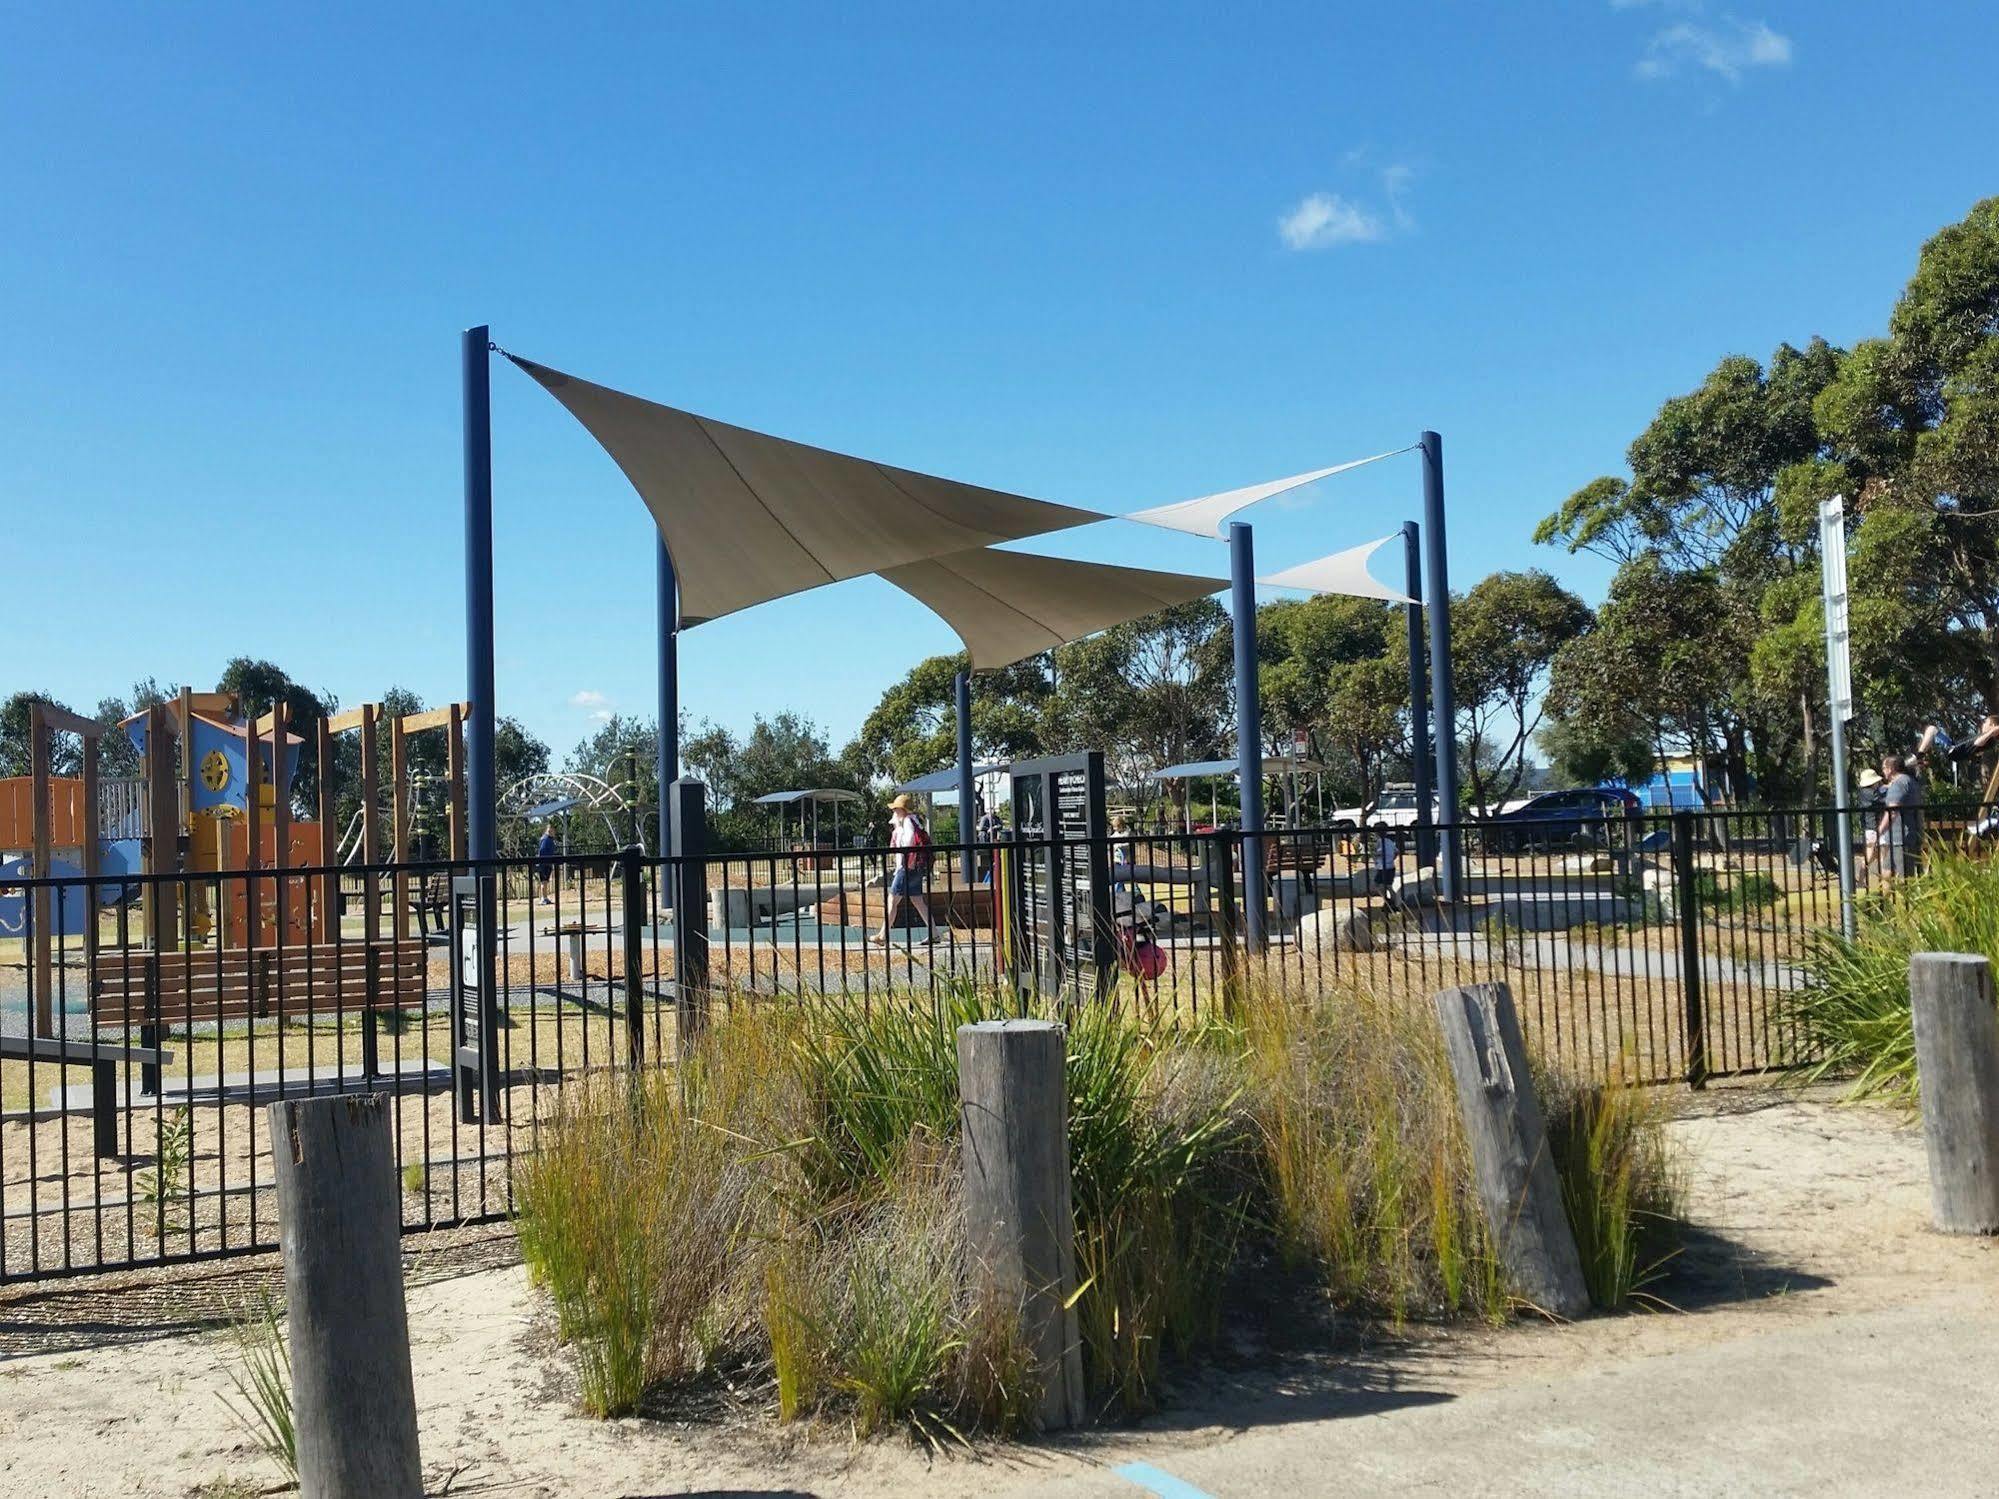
[0,794,1924,1284]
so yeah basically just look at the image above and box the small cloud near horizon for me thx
[568,689,610,710]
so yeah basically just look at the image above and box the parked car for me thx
[1329,783,1443,831]
[1477,787,1640,852]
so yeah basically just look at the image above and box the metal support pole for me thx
[1230,522,1268,951]
[1402,520,1435,869]
[955,667,976,885]
[657,536,679,864]
[1421,431,1460,902]
[463,325,497,862]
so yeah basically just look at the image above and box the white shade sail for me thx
[508,355,1107,626]
[879,548,1228,669]
[1124,447,1413,539]
[1259,533,1415,605]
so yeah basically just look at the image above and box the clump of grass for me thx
[1540,1072,1683,1309]
[1242,979,1505,1323]
[515,1068,750,1416]
[217,1293,296,1483]
[1696,870,1781,912]
[1067,1004,1250,1415]
[1782,850,1999,1103]
[401,1160,427,1196]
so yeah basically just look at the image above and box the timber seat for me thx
[88,941,430,1027]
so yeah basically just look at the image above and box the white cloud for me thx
[1636,18,1792,81]
[568,689,610,710]
[589,710,614,723]
[1278,192,1385,252]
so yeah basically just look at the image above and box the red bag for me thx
[906,822,934,876]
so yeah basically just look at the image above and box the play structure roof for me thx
[751,788,865,806]
[880,548,1230,669]
[894,761,1010,795]
[117,708,307,747]
[507,355,1108,627]
[1151,756,1326,780]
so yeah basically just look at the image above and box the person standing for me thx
[535,823,558,905]
[874,793,935,945]
[1877,753,1925,880]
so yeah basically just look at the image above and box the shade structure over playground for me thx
[1260,533,1415,605]
[507,355,1107,626]
[879,546,1230,669]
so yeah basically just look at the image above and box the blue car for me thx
[1479,787,1641,853]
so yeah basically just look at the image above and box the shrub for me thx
[1782,850,1999,1102]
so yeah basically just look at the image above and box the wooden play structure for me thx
[7,690,472,1043]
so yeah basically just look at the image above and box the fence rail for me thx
[0,795,1934,1285]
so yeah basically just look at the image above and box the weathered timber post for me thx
[1433,982,1591,1318]
[268,1094,422,1498]
[956,1019,1087,1430]
[1908,953,1999,1233]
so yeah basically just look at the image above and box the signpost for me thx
[1819,494,1856,939]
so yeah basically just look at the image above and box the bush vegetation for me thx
[516,975,1681,1435]
[1783,850,1999,1103]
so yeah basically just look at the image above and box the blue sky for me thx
[3,3,1991,763]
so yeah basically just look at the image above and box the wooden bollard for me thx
[268,1094,423,1497]
[1433,982,1592,1319]
[956,1019,1087,1430]
[1908,953,1999,1233]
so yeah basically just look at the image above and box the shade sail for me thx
[895,761,1010,795]
[1125,447,1412,539]
[508,355,1107,626]
[1150,756,1326,780]
[880,547,1228,669]
[1260,533,1414,605]
[751,788,864,806]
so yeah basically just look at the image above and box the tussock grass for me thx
[217,1293,296,1483]
[516,972,1682,1433]
[1541,1072,1683,1309]
[1783,850,1999,1103]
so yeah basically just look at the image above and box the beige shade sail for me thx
[880,547,1228,669]
[508,354,1107,626]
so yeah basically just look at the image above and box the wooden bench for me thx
[88,941,430,1027]
[408,873,451,937]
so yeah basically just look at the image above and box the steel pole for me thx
[657,536,679,856]
[955,667,976,884]
[1420,432,1460,901]
[463,326,497,861]
[1230,522,1268,950]
[1403,520,1435,869]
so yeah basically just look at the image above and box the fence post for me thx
[956,1019,1087,1431]
[1433,982,1592,1319]
[268,1093,423,1498]
[1206,836,1243,1014]
[1670,812,1708,1089]
[667,779,710,1058]
[620,845,646,1069]
[1908,953,1999,1233]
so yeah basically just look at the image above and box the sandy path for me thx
[0,1089,1993,1497]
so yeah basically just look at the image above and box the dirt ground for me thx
[0,1085,1992,1498]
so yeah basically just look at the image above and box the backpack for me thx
[906,821,934,875]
